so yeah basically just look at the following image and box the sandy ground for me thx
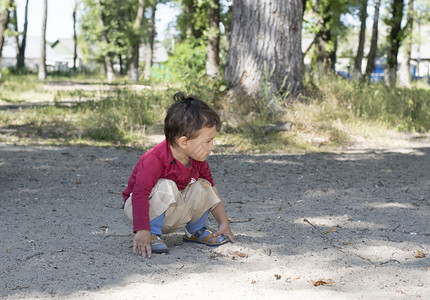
[1,133,429,299]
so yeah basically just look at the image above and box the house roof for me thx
[2,36,81,62]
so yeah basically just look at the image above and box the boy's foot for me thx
[151,234,169,253]
[183,227,228,246]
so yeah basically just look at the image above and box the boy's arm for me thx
[211,186,236,243]
[132,154,164,258]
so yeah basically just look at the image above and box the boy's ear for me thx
[177,136,188,149]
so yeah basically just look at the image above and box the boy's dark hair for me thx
[164,92,221,145]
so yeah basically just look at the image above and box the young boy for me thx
[123,92,235,258]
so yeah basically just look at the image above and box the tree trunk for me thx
[0,0,13,80]
[399,0,414,87]
[224,0,304,101]
[384,0,405,88]
[128,0,145,82]
[312,1,337,73]
[144,1,156,81]
[16,0,29,71]
[96,0,115,81]
[206,0,220,77]
[364,0,381,81]
[38,0,47,81]
[353,0,368,78]
[183,0,202,40]
[73,0,78,73]
[11,1,20,64]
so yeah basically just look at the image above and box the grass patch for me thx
[1,74,429,152]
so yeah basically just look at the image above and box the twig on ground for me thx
[392,224,401,232]
[379,259,401,265]
[103,234,133,239]
[25,252,44,260]
[303,218,376,266]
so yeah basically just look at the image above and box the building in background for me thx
[2,36,83,72]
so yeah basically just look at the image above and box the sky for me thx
[15,0,180,41]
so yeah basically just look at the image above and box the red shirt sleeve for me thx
[131,153,164,232]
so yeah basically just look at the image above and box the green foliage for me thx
[1,75,429,153]
[164,39,207,78]
[176,0,230,42]
[79,0,147,69]
[307,75,430,132]
[0,77,171,146]
[79,88,167,142]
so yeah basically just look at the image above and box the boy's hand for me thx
[133,230,152,258]
[213,222,236,243]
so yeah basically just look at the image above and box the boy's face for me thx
[185,126,217,162]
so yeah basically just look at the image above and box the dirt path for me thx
[1,135,429,299]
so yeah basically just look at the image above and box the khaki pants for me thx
[124,178,221,234]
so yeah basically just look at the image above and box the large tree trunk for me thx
[38,0,47,81]
[205,0,220,77]
[128,0,145,82]
[144,1,156,81]
[96,0,115,81]
[364,0,381,81]
[73,0,78,73]
[353,0,368,78]
[399,0,414,87]
[0,0,13,80]
[224,0,303,101]
[384,0,405,88]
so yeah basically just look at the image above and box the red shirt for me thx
[123,139,215,232]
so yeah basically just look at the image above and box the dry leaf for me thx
[227,250,249,258]
[425,265,429,270]
[274,274,281,280]
[324,226,337,234]
[310,280,336,286]
[414,250,425,258]
[293,276,301,280]
[251,280,256,284]
[278,206,282,211]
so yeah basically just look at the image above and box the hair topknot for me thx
[164,92,221,145]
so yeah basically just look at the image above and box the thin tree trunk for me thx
[16,0,29,71]
[206,0,220,77]
[384,0,405,88]
[144,2,156,81]
[224,0,304,100]
[128,0,145,82]
[96,0,115,81]
[364,0,381,81]
[72,0,78,73]
[183,0,202,40]
[353,0,368,78]
[38,0,47,81]
[0,0,13,80]
[11,2,20,64]
[399,0,414,87]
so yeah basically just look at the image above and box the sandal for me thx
[151,234,169,253]
[183,227,228,246]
